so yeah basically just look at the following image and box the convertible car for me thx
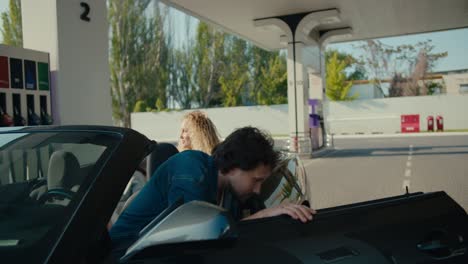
[0,126,466,264]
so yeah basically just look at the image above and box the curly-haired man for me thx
[110,126,315,249]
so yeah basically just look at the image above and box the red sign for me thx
[401,114,420,133]
[0,56,9,88]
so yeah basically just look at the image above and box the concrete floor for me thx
[301,134,468,213]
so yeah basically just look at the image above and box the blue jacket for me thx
[110,150,218,246]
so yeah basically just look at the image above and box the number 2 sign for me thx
[80,2,90,22]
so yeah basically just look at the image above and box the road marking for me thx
[403,179,411,190]
[408,145,414,155]
[405,169,412,177]
[402,145,414,190]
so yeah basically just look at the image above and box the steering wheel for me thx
[38,188,75,204]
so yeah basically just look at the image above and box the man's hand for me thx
[243,202,316,223]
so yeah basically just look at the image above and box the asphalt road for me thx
[302,134,468,213]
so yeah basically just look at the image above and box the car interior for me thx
[0,132,116,257]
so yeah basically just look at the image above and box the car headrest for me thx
[47,151,80,190]
[146,143,179,178]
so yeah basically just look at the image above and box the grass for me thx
[443,129,468,132]
[420,129,468,133]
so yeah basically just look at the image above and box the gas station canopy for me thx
[162,0,468,50]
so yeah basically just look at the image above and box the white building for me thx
[347,69,468,99]
[437,69,468,95]
[348,82,386,99]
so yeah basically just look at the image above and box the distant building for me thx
[348,83,386,99]
[348,68,468,99]
[432,69,468,95]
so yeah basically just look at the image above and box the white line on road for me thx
[405,169,412,177]
[402,145,413,190]
[403,179,411,190]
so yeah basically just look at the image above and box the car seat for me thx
[30,150,81,201]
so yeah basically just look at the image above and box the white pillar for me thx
[254,11,345,154]
[287,42,311,154]
[21,0,112,125]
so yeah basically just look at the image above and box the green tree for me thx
[168,48,194,109]
[426,80,444,95]
[255,54,288,105]
[219,36,250,107]
[249,46,288,105]
[250,46,275,102]
[166,16,289,109]
[167,15,195,109]
[1,0,22,47]
[109,0,149,127]
[325,49,366,81]
[109,0,169,127]
[155,97,165,111]
[133,100,148,112]
[326,52,358,101]
[192,22,225,108]
[138,4,170,112]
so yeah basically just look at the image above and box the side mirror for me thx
[121,200,236,262]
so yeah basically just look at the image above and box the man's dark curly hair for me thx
[212,126,280,173]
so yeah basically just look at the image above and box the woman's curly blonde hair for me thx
[178,111,220,154]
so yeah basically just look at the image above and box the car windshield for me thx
[0,130,121,260]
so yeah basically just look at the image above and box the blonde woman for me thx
[178,111,220,154]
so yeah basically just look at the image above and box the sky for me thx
[0,0,6,43]
[0,1,5,11]
[328,28,468,73]
[1,1,467,73]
